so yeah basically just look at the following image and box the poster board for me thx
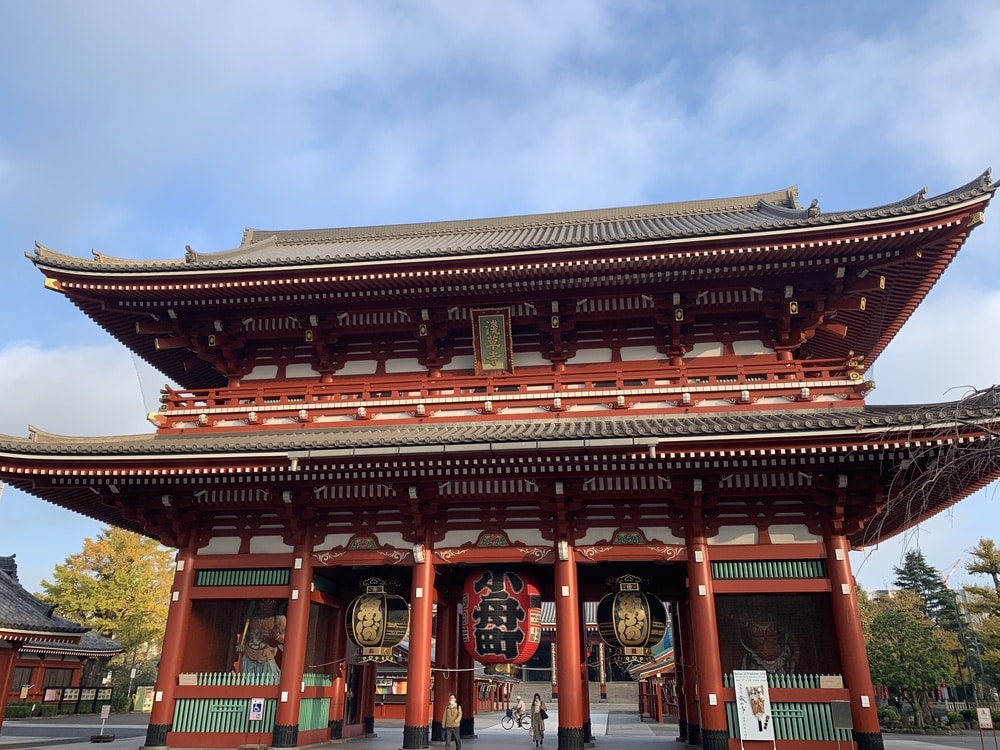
[733,670,775,741]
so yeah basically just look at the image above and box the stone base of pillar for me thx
[676,718,689,743]
[143,723,170,747]
[272,723,298,748]
[364,715,375,734]
[431,719,443,740]
[583,718,593,742]
[402,723,429,749]
[853,730,886,750]
[459,716,476,738]
[686,722,700,745]
[701,727,729,750]
[557,726,585,750]
[328,718,343,739]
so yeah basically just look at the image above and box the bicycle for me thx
[501,708,530,730]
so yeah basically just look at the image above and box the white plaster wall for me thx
[732,339,774,356]
[708,526,758,545]
[249,536,294,554]
[286,363,320,378]
[385,358,423,373]
[198,537,242,555]
[620,345,661,361]
[243,365,279,380]
[768,524,821,543]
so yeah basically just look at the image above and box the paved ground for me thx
[2,709,995,749]
[2,709,672,749]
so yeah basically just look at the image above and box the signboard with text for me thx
[978,707,994,730]
[733,670,776,741]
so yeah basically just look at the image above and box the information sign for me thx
[249,697,265,722]
[977,706,994,730]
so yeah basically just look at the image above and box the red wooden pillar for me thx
[579,598,593,744]
[554,539,585,750]
[273,545,313,747]
[456,616,477,738]
[431,593,457,741]
[402,544,435,749]
[144,543,196,749]
[680,602,699,743]
[671,601,691,738]
[327,601,347,739]
[359,662,377,734]
[686,529,728,750]
[0,642,20,734]
[826,530,883,749]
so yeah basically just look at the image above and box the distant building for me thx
[0,554,122,726]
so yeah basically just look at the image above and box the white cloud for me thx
[870,281,1000,405]
[3,0,1000,597]
[0,342,157,437]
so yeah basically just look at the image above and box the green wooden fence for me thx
[712,559,826,579]
[725,700,853,742]
[173,697,276,733]
[194,568,291,587]
[171,672,333,734]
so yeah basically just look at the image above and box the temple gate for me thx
[2,173,1000,750]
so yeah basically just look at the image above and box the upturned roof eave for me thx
[0,626,86,639]
[1,397,998,459]
[26,172,995,277]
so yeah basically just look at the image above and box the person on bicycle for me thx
[513,695,526,720]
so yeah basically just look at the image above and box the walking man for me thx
[442,693,462,750]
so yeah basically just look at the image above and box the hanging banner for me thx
[471,308,514,375]
[733,670,775,741]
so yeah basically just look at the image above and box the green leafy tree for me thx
[966,538,1000,615]
[893,549,960,631]
[892,548,982,701]
[966,538,1000,590]
[857,584,877,631]
[866,590,954,726]
[976,617,1000,677]
[964,538,1000,694]
[38,527,174,676]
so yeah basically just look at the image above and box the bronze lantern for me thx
[597,574,667,660]
[346,577,410,663]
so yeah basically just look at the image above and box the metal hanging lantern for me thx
[597,574,667,661]
[461,569,541,668]
[346,577,410,663]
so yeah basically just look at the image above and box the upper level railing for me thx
[150,356,870,431]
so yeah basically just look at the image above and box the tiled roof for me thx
[30,172,994,272]
[0,569,87,640]
[540,601,599,629]
[21,628,123,657]
[1,396,997,458]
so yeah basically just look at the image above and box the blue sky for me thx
[1,1,999,595]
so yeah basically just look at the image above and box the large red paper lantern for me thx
[346,578,410,663]
[597,574,667,660]
[461,569,541,665]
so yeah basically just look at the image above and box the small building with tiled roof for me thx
[0,555,122,725]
